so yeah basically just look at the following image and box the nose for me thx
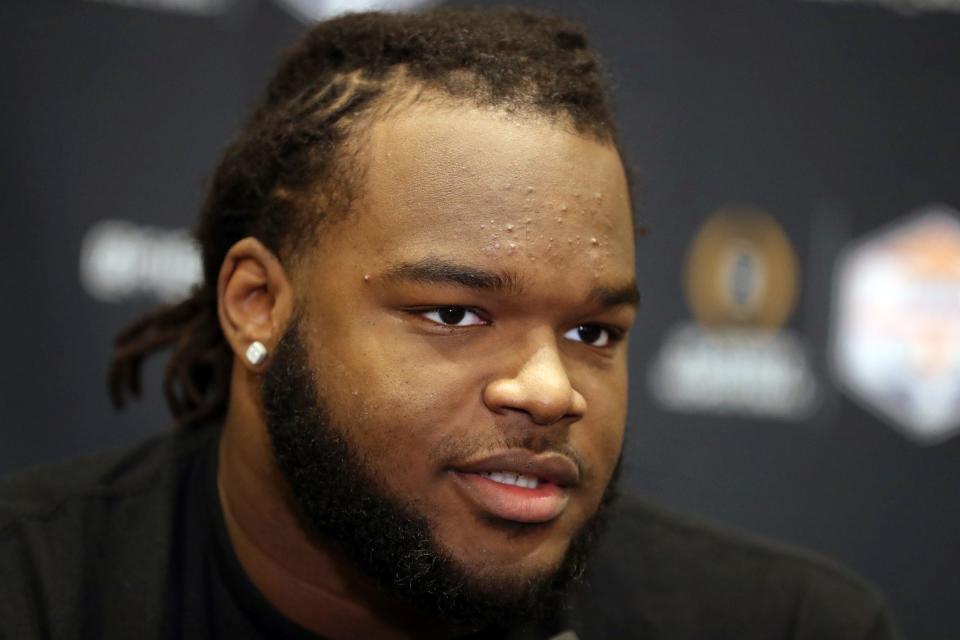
[483,334,587,426]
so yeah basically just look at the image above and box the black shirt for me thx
[0,424,901,639]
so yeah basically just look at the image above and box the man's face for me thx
[270,103,636,620]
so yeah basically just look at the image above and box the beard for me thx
[260,313,619,632]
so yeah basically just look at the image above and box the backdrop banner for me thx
[2,1,958,637]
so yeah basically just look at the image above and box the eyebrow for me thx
[384,256,640,309]
[589,282,641,309]
[384,257,525,295]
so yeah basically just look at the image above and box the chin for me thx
[423,518,587,629]
[471,563,561,601]
[435,516,575,583]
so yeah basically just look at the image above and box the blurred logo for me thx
[84,0,434,20]
[79,220,202,303]
[804,0,960,16]
[831,204,960,445]
[84,0,239,16]
[649,206,819,420]
[684,207,799,329]
[275,0,436,22]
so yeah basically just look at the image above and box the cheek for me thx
[575,367,628,476]
[318,332,476,476]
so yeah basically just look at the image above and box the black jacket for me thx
[0,424,900,639]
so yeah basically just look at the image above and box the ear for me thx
[217,237,294,371]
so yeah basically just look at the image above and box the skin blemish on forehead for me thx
[356,103,634,280]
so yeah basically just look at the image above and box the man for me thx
[0,8,900,639]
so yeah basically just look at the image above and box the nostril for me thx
[482,339,584,424]
[507,388,585,426]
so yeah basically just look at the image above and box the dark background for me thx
[2,0,958,637]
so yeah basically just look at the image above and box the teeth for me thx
[481,471,540,489]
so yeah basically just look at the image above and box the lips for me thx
[450,450,580,524]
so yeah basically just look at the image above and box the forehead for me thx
[318,103,634,283]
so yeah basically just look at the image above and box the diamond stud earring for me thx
[245,341,267,366]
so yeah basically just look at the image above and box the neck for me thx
[217,369,449,640]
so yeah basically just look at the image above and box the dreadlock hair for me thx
[108,6,620,428]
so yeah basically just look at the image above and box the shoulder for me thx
[0,423,216,528]
[603,495,880,599]
[567,494,900,640]
[0,424,219,639]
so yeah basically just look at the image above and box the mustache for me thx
[430,432,587,476]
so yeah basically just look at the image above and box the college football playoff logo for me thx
[649,206,818,420]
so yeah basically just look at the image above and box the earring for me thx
[245,341,267,366]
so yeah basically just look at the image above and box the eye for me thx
[421,307,487,327]
[564,324,612,347]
